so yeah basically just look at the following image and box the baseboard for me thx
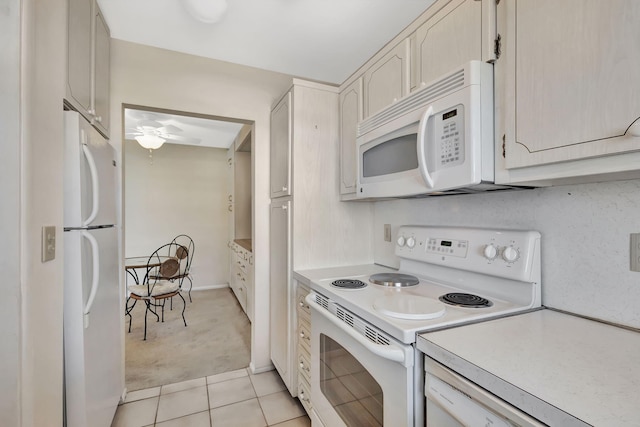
[190,284,229,292]
[249,361,275,375]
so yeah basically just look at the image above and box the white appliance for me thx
[357,61,519,198]
[63,111,122,427]
[424,357,544,427]
[305,226,541,427]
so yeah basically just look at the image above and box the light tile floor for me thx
[111,368,310,427]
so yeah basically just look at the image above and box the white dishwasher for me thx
[425,357,545,427]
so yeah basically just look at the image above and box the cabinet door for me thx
[269,198,292,390]
[339,77,362,196]
[67,0,93,117]
[363,39,410,118]
[270,92,292,198]
[413,0,482,89]
[504,0,640,169]
[92,8,110,137]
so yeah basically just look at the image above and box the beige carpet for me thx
[125,288,251,391]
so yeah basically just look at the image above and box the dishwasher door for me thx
[425,357,545,427]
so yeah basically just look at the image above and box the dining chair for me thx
[125,242,188,340]
[169,234,195,302]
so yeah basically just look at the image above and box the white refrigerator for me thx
[63,111,123,427]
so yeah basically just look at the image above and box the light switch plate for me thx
[631,233,640,272]
[384,224,392,242]
[42,226,56,262]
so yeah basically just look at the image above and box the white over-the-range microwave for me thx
[357,60,521,198]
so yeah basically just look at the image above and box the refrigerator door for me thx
[64,226,122,427]
[64,111,117,227]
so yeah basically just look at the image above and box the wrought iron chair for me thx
[125,242,188,340]
[168,234,195,302]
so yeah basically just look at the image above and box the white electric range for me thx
[300,226,542,427]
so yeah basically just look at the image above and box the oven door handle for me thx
[306,294,413,367]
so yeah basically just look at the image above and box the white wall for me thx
[110,39,293,373]
[1,1,23,424]
[124,142,229,287]
[8,0,67,424]
[373,179,640,329]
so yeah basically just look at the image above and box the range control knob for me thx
[406,237,416,249]
[483,244,499,260]
[397,236,406,247]
[502,246,520,263]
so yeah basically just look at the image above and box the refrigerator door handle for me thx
[81,139,100,227]
[81,230,100,328]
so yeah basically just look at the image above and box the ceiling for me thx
[106,0,434,149]
[98,0,433,84]
[124,108,245,149]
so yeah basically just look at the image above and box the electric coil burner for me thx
[369,273,419,287]
[439,292,494,308]
[330,279,367,289]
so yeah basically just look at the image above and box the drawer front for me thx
[298,321,311,354]
[297,377,312,415]
[298,351,311,384]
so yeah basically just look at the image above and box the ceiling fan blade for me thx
[137,119,163,129]
[165,135,201,144]
[158,124,183,134]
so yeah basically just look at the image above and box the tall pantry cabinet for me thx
[269,80,373,396]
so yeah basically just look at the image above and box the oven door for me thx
[307,293,414,427]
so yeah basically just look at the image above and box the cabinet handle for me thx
[282,186,288,192]
[87,108,95,115]
[281,205,288,211]
[299,390,310,403]
[228,194,232,202]
[95,116,102,123]
[228,205,233,212]
[299,361,310,372]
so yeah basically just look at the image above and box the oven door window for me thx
[320,334,383,426]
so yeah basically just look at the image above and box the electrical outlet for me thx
[384,224,392,242]
[42,226,56,262]
[631,234,640,272]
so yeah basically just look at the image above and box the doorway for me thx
[122,104,253,391]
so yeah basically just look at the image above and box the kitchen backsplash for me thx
[373,178,640,330]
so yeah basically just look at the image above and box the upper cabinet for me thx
[66,0,110,138]
[411,0,483,90]
[270,92,292,198]
[363,39,410,118]
[497,0,640,182]
[339,77,362,197]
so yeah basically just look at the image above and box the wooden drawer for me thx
[297,376,312,415]
[296,286,311,312]
[298,321,311,354]
[298,351,311,384]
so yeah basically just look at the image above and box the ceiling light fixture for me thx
[182,0,228,23]
[135,134,166,150]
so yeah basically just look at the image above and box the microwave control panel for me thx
[434,104,465,168]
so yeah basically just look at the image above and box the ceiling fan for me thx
[125,112,201,149]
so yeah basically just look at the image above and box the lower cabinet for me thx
[229,242,253,321]
[296,283,312,414]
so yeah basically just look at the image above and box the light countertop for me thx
[234,239,252,252]
[418,309,640,426]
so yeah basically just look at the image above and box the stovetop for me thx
[306,226,542,345]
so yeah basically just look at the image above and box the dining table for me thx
[124,255,172,284]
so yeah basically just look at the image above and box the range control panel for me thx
[395,226,541,283]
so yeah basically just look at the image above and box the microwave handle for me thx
[417,106,435,188]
